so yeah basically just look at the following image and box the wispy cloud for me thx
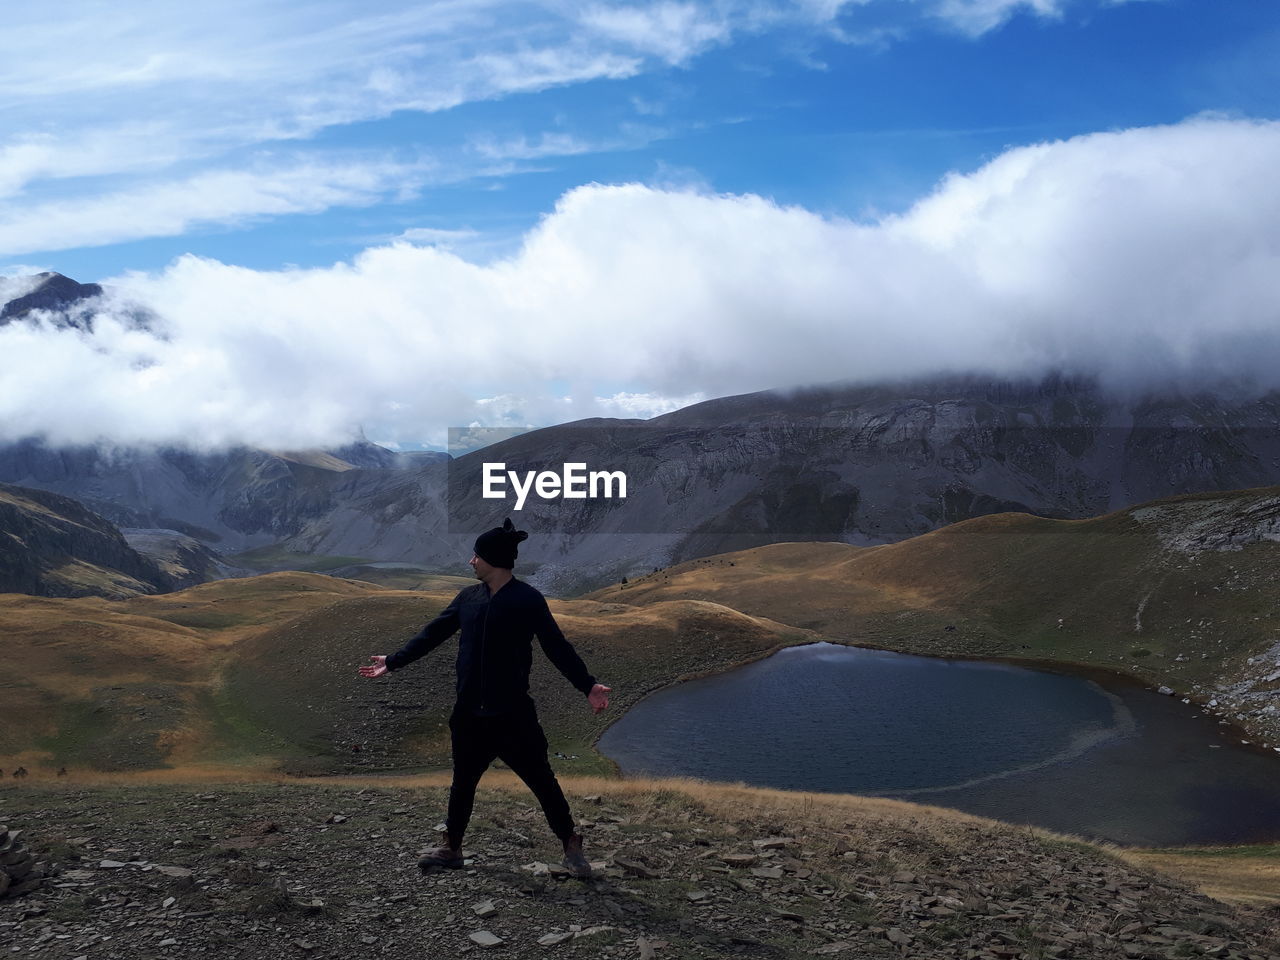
[0,156,433,257]
[579,2,737,65]
[471,125,669,161]
[394,227,481,244]
[0,0,1125,256]
[928,0,1067,37]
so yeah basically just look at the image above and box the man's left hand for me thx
[588,683,611,714]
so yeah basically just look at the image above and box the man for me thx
[359,518,611,878]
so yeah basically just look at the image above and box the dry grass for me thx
[1121,846,1280,908]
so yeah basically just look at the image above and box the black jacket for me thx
[384,578,597,714]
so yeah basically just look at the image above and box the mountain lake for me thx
[597,641,1280,846]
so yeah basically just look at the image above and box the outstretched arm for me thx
[535,596,610,712]
[359,590,464,678]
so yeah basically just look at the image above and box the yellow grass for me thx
[1121,848,1280,908]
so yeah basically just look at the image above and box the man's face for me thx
[469,553,495,579]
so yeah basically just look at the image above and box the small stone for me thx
[473,899,498,918]
[326,814,348,824]
[538,932,574,946]
[162,896,176,909]
[614,857,658,879]
[470,931,503,948]
[751,867,784,879]
[687,890,708,902]
[752,838,793,850]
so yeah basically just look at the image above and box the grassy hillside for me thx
[0,570,812,777]
[5,486,1280,776]
[5,489,1280,929]
[0,573,387,771]
[587,486,1280,750]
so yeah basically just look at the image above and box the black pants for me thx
[444,705,575,846]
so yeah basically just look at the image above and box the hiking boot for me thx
[562,832,592,879]
[418,832,464,870]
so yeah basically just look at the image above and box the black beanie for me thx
[474,517,528,569]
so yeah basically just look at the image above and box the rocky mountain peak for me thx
[0,271,103,327]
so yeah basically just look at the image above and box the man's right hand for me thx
[358,655,388,678]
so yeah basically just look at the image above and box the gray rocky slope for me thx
[3,782,1279,959]
[0,482,173,598]
[10,372,1280,596]
[4,274,1280,595]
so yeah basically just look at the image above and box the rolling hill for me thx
[587,485,1280,752]
[0,482,172,598]
[3,485,1279,778]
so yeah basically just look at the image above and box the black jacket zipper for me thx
[479,598,490,710]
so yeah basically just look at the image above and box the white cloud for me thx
[0,0,1121,254]
[395,227,481,244]
[472,132,606,162]
[0,157,433,257]
[927,0,1066,36]
[579,2,737,65]
[593,391,709,418]
[8,116,1274,449]
[471,125,668,161]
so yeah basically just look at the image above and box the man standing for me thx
[359,518,611,878]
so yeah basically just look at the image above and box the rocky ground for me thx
[2,779,1280,959]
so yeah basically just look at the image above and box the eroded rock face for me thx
[0,482,172,598]
[1131,495,1280,555]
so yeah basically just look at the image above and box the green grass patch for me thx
[158,609,254,630]
[229,544,370,572]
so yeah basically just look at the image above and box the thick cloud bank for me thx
[3,116,1279,449]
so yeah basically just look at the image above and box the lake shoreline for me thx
[588,633,1278,779]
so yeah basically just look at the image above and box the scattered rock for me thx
[753,838,794,850]
[614,857,658,879]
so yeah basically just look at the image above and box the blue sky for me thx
[3,1,1280,449]
[6,0,1274,279]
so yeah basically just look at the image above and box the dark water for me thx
[598,642,1280,846]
